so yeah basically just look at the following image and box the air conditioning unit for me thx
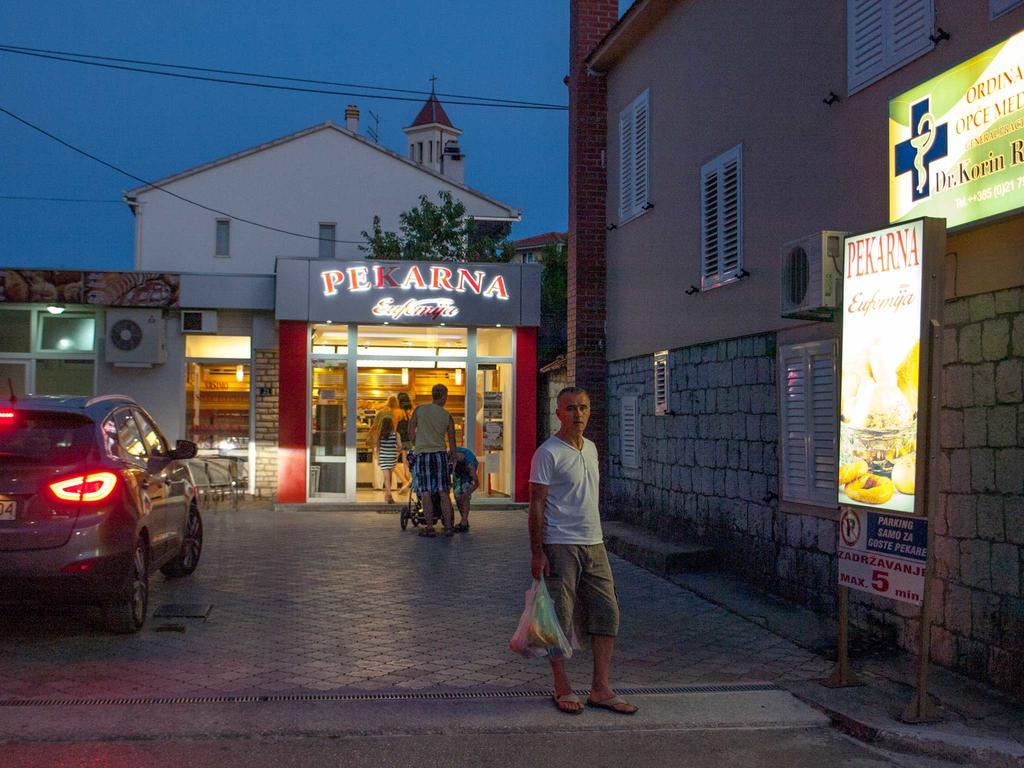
[105,309,167,367]
[780,231,847,320]
[181,310,218,334]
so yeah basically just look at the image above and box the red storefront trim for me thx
[514,327,537,503]
[277,321,308,502]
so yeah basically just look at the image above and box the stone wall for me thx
[253,348,279,498]
[604,293,1024,695]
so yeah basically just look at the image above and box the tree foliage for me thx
[539,238,567,365]
[361,191,513,262]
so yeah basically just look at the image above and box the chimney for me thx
[441,140,465,184]
[345,104,360,133]
[568,0,617,456]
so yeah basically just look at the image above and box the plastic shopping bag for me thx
[508,576,573,659]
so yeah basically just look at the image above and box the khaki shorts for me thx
[543,543,620,641]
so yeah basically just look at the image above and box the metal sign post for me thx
[900,250,946,724]
[823,584,862,688]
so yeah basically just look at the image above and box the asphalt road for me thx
[1,727,954,768]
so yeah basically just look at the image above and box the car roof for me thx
[7,394,139,420]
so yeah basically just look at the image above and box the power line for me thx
[0,194,122,203]
[0,43,567,109]
[0,45,568,111]
[0,105,366,245]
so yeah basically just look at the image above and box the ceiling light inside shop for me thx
[46,305,65,315]
[401,368,409,385]
[357,359,436,369]
[454,368,463,385]
[236,365,244,382]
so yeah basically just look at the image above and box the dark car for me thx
[0,395,202,633]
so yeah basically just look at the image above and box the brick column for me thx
[253,348,279,498]
[568,0,617,455]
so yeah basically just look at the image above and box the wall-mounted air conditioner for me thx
[780,231,847,321]
[105,309,167,367]
[181,310,218,334]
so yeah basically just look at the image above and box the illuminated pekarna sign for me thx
[838,219,945,517]
[889,30,1024,229]
[319,264,509,320]
[277,259,538,326]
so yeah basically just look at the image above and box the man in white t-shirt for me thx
[528,387,638,716]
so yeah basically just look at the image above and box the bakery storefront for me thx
[274,259,540,504]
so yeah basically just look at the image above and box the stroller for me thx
[399,450,449,531]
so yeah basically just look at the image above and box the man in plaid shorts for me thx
[408,383,457,537]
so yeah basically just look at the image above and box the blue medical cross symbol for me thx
[894,97,948,201]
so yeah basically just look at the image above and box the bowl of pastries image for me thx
[839,340,918,505]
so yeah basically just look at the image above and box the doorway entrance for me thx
[307,323,515,503]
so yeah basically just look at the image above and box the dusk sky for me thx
[0,2,631,271]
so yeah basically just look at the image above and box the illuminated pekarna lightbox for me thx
[889,29,1024,229]
[838,219,945,516]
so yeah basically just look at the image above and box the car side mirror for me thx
[171,439,198,460]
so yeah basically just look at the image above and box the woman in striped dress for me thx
[376,415,402,504]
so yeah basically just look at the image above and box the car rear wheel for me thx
[105,537,148,634]
[161,504,203,578]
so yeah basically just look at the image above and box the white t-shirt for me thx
[529,435,603,545]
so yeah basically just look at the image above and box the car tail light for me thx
[62,560,97,574]
[48,471,119,503]
[0,409,14,425]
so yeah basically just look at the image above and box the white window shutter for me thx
[809,349,838,499]
[780,340,837,506]
[633,94,649,214]
[618,90,649,223]
[619,109,634,221]
[701,145,743,289]
[991,0,1024,19]
[781,347,810,502]
[653,352,669,416]
[848,0,934,94]
[621,395,639,468]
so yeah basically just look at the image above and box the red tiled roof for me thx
[409,94,454,128]
[513,231,567,250]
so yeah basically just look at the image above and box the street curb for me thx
[791,692,1024,768]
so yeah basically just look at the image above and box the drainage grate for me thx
[0,682,779,708]
[152,604,212,619]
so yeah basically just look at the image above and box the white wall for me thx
[132,126,517,275]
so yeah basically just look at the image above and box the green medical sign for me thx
[889,30,1024,229]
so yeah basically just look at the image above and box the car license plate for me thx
[0,499,15,521]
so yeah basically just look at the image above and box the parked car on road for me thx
[0,394,202,632]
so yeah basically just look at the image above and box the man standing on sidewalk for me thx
[409,383,456,537]
[528,386,638,716]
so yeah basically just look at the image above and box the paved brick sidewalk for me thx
[0,507,832,701]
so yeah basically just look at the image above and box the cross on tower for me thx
[429,74,438,94]
[894,97,948,202]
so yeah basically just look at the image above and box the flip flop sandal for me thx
[587,695,638,715]
[552,694,583,715]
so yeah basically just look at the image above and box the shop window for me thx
[0,310,31,353]
[312,324,349,355]
[186,363,250,455]
[185,334,251,359]
[35,359,94,395]
[0,361,27,397]
[700,144,743,290]
[619,89,650,223]
[779,340,838,507]
[848,0,934,95]
[312,362,348,495]
[654,351,669,415]
[357,324,466,352]
[38,314,95,352]
[477,327,512,357]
